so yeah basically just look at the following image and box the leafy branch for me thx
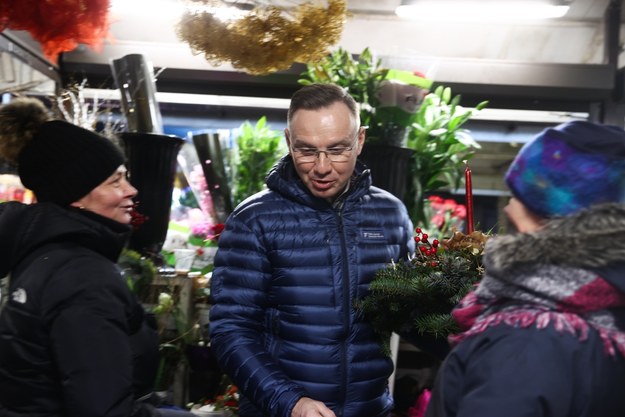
[406,86,488,226]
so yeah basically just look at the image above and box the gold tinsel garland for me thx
[176,0,347,76]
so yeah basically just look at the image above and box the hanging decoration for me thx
[176,0,348,75]
[0,0,111,63]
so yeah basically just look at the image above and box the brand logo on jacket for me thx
[362,230,385,240]
[11,288,27,304]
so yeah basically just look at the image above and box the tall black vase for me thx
[359,145,414,201]
[121,132,185,258]
[192,133,233,223]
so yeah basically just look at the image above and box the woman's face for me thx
[71,165,138,224]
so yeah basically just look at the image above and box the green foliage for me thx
[231,116,286,206]
[299,47,488,226]
[118,248,156,300]
[178,187,200,209]
[406,86,489,226]
[155,343,183,392]
[118,250,191,391]
[299,47,431,145]
[356,247,483,355]
[299,47,387,113]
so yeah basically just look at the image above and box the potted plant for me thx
[299,48,487,227]
[405,86,488,226]
[228,116,287,207]
[299,47,431,147]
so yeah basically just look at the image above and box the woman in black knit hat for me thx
[0,98,193,417]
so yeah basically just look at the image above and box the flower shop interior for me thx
[1,0,625,415]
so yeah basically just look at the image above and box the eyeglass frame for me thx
[289,128,363,164]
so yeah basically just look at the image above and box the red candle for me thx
[465,165,474,234]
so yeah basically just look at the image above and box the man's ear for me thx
[284,128,292,147]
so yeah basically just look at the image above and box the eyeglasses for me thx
[291,135,359,164]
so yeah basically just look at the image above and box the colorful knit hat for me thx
[505,120,625,218]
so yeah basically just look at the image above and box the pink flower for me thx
[453,205,467,219]
[443,199,457,211]
[424,195,467,234]
[428,195,444,204]
[407,389,432,417]
[191,221,212,238]
[430,213,445,228]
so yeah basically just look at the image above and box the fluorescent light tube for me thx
[396,1,570,21]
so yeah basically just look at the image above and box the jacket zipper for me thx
[335,200,348,417]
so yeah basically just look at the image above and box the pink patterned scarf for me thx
[449,203,625,356]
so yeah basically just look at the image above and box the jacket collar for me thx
[486,203,625,274]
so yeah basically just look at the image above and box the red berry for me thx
[420,246,427,253]
[430,261,438,267]
[414,236,420,243]
[415,228,422,234]
[422,233,428,240]
[431,247,437,254]
[432,239,439,248]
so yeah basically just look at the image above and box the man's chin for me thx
[308,187,338,202]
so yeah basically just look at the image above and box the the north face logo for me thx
[11,288,27,304]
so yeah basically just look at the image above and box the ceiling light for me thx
[77,88,586,124]
[110,0,185,19]
[396,0,570,21]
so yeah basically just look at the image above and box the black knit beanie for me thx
[0,98,125,206]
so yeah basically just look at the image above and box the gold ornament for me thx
[176,0,348,76]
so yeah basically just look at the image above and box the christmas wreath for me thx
[356,228,489,354]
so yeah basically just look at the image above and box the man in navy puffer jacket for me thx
[209,83,415,417]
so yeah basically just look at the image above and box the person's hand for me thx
[291,397,336,417]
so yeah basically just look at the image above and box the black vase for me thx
[185,344,223,403]
[192,133,233,223]
[121,132,185,258]
[359,145,414,201]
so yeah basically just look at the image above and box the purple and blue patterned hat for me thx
[505,120,625,218]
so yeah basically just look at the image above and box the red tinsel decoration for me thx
[0,0,111,63]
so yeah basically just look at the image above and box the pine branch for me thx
[357,236,487,350]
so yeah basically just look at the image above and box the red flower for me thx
[208,223,225,242]
[129,204,149,231]
[211,223,225,235]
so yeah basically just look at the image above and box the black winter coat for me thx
[0,202,160,417]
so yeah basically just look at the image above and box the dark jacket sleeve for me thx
[209,216,307,417]
[43,256,158,417]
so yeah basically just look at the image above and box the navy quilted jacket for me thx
[209,156,414,417]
